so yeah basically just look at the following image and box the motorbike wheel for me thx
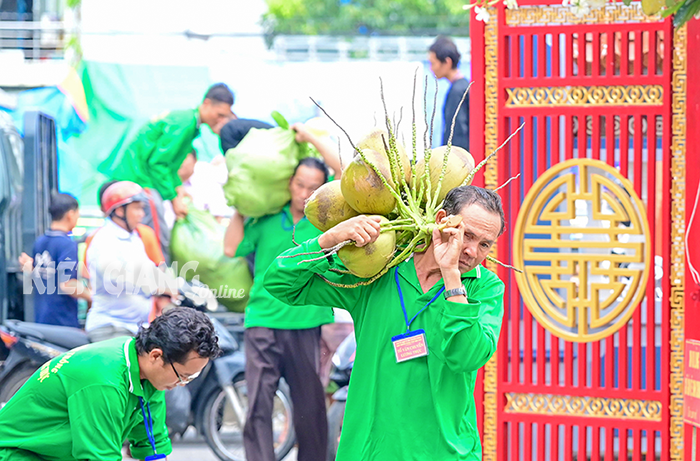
[0,363,37,406]
[326,400,346,461]
[201,375,296,461]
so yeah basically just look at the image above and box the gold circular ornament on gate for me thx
[513,158,651,343]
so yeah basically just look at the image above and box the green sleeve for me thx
[263,236,366,313]
[67,385,128,461]
[235,218,261,258]
[128,392,172,460]
[429,274,505,374]
[147,113,198,201]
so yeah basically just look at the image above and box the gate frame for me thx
[684,18,700,460]
[469,4,699,458]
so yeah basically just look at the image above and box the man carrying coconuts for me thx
[265,185,505,461]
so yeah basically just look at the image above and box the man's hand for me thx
[431,217,465,273]
[18,252,33,272]
[171,196,189,219]
[318,215,382,250]
[432,218,468,302]
[291,123,315,144]
[175,185,192,200]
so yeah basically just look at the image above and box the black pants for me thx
[243,327,328,461]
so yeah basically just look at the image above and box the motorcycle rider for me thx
[85,181,176,343]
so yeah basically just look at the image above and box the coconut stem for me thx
[380,133,401,192]
[411,69,418,167]
[386,234,423,270]
[422,76,429,154]
[328,268,353,275]
[463,123,525,187]
[315,270,388,288]
[486,255,524,273]
[430,83,472,211]
[310,98,408,216]
[310,97,361,159]
[493,173,521,192]
[379,79,402,190]
[430,75,438,149]
[381,224,417,232]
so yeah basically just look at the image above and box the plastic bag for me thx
[223,113,320,218]
[170,208,253,312]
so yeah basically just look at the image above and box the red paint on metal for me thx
[684,17,700,461]
[473,3,679,459]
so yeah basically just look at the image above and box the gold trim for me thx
[505,85,664,107]
[505,393,663,421]
[482,8,498,461]
[670,24,686,461]
[512,159,651,343]
[504,3,660,26]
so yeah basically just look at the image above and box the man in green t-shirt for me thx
[223,129,341,461]
[0,307,221,461]
[112,83,234,261]
[264,186,506,461]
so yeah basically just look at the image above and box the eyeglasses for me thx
[169,361,200,384]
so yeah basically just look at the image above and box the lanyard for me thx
[394,268,445,333]
[281,210,306,231]
[139,397,158,456]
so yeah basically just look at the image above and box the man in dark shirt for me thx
[19,193,91,327]
[429,36,470,152]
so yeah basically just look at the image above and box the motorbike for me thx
[0,279,296,461]
[326,331,355,461]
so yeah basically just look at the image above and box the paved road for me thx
[124,429,298,461]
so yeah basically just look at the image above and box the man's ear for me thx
[149,348,164,362]
[435,209,447,223]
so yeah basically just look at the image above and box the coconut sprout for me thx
[289,72,523,287]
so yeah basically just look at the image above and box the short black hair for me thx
[429,36,461,69]
[204,83,234,106]
[135,307,221,364]
[294,157,329,183]
[442,185,505,236]
[98,180,119,207]
[188,150,197,161]
[49,193,79,221]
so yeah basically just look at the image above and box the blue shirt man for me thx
[20,193,91,327]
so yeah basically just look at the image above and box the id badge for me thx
[391,329,429,363]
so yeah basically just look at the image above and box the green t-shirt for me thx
[0,337,171,461]
[236,204,334,329]
[264,237,505,461]
[111,108,200,201]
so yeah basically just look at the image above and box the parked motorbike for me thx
[0,279,296,461]
[326,331,355,461]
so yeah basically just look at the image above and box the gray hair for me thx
[441,185,505,236]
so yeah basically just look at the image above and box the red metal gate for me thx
[470,2,686,460]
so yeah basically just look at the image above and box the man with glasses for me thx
[0,307,221,461]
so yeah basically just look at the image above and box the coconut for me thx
[413,145,475,205]
[357,128,411,184]
[341,149,396,215]
[305,180,359,232]
[338,216,396,278]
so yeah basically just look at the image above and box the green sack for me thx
[223,113,321,218]
[170,208,253,312]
